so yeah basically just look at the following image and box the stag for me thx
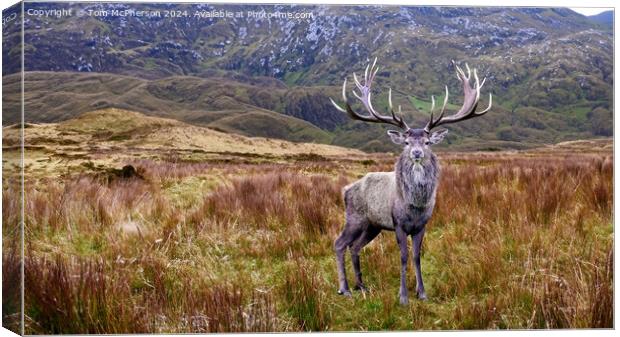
[330,59,492,305]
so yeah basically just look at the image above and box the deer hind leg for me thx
[334,224,363,296]
[350,226,381,292]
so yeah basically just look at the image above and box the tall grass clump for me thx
[281,262,329,331]
[24,254,149,334]
[429,154,613,329]
[189,171,347,238]
[180,283,275,332]
[589,247,613,328]
[2,244,22,332]
[25,175,160,233]
[2,176,21,233]
[24,254,276,334]
[3,176,23,333]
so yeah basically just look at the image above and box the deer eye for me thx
[424,141,431,145]
[404,141,410,146]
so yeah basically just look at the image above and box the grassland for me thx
[1,110,613,333]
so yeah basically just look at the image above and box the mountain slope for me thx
[4,70,608,152]
[1,5,613,151]
[3,4,612,111]
[3,71,336,144]
[588,10,613,29]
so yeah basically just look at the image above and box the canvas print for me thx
[1,1,613,334]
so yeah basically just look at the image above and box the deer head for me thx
[330,58,492,162]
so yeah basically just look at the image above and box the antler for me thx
[424,61,492,133]
[330,58,409,130]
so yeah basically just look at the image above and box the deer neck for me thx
[395,153,439,208]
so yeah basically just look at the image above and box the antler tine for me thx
[453,62,461,82]
[477,93,493,115]
[424,62,492,132]
[329,59,409,129]
[369,64,379,86]
[454,62,465,82]
[329,78,349,113]
[428,94,436,127]
[389,88,401,122]
[473,68,481,103]
[436,85,449,122]
[352,72,363,91]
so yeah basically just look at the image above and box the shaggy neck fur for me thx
[395,153,439,208]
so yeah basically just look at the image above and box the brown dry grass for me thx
[3,145,613,332]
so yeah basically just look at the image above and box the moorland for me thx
[2,109,612,332]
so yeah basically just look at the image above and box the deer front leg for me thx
[396,226,409,305]
[412,227,427,300]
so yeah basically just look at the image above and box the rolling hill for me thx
[3,70,608,152]
[6,108,362,157]
[587,10,613,29]
[2,72,335,143]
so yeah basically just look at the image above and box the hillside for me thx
[18,108,363,156]
[2,72,336,142]
[588,10,613,29]
[3,108,366,177]
[1,4,613,151]
[2,70,609,152]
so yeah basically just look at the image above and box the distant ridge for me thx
[588,10,613,28]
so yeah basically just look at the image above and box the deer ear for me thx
[429,129,449,144]
[387,130,405,144]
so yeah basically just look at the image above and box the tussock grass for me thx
[188,171,347,239]
[8,147,613,332]
[24,254,149,334]
[282,261,329,331]
[23,253,276,333]
[2,244,21,332]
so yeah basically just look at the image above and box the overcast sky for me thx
[570,7,613,16]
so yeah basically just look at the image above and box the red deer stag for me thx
[330,59,492,304]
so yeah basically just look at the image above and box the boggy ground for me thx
[2,136,613,333]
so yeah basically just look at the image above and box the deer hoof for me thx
[418,293,428,301]
[399,296,409,306]
[338,289,352,297]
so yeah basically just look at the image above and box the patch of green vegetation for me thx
[142,58,159,70]
[71,233,106,256]
[162,175,221,209]
[283,71,305,86]
[210,111,333,144]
